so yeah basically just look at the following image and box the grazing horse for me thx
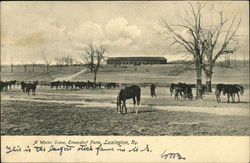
[171,82,193,100]
[150,84,157,97]
[26,81,38,95]
[215,84,244,103]
[117,85,141,114]
[222,84,244,103]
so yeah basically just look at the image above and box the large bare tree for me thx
[81,44,106,88]
[162,2,207,99]
[202,11,241,92]
[162,2,241,98]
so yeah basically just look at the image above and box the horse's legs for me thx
[123,100,127,114]
[227,93,230,103]
[229,93,234,103]
[237,92,240,103]
[133,97,136,113]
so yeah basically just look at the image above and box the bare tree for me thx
[81,44,106,88]
[54,57,64,67]
[161,2,241,97]
[31,60,36,72]
[62,56,74,67]
[42,56,51,71]
[162,2,207,99]
[11,64,14,73]
[202,11,241,92]
[22,61,28,72]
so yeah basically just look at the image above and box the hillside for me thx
[1,62,249,85]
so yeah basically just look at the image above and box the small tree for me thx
[54,57,64,67]
[31,61,36,72]
[42,56,51,71]
[81,44,106,88]
[11,64,13,73]
[62,56,74,67]
[22,61,28,72]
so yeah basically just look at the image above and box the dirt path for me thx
[2,96,248,116]
[53,68,87,81]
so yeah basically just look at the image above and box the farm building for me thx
[107,57,167,65]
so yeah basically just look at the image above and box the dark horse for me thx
[215,84,244,103]
[150,84,157,97]
[26,81,38,95]
[117,85,141,114]
[222,84,244,103]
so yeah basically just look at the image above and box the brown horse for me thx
[117,85,141,114]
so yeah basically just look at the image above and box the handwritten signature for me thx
[161,150,186,160]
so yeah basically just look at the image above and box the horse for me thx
[20,81,27,92]
[215,84,227,102]
[150,84,157,97]
[215,84,244,103]
[105,82,118,89]
[51,81,61,89]
[26,81,38,95]
[96,82,102,89]
[87,81,94,89]
[8,80,17,90]
[65,81,74,90]
[117,85,141,114]
[222,84,244,103]
[169,83,176,96]
[0,81,9,92]
[232,84,244,102]
[171,82,193,100]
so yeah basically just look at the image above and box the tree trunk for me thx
[24,66,27,72]
[11,64,13,73]
[47,65,49,71]
[32,65,35,72]
[196,59,203,99]
[93,71,97,89]
[205,73,212,93]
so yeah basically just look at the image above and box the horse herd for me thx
[0,80,246,115]
[169,82,244,103]
[50,81,119,90]
[0,80,120,95]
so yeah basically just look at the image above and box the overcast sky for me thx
[1,1,249,64]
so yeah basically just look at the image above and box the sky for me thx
[1,1,249,65]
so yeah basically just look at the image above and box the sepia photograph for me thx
[1,1,249,138]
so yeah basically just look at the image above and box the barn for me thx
[107,57,167,65]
